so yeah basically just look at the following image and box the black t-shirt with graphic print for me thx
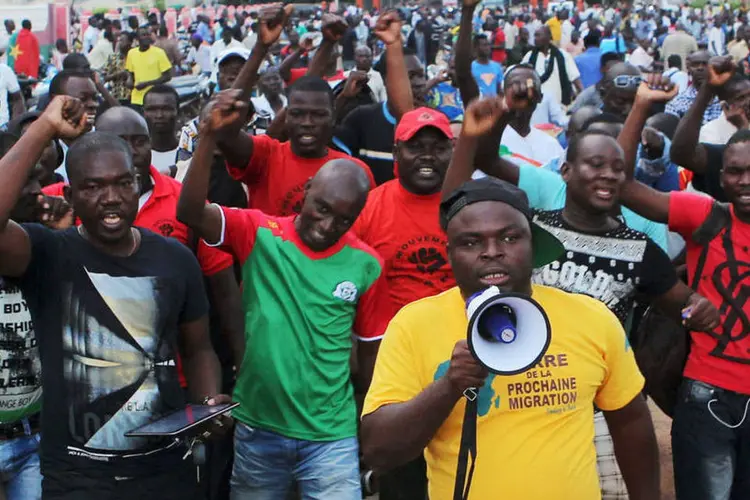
[531,209,678,325]
[16,224,208,491]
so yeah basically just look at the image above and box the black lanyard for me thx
[452,392,478,500]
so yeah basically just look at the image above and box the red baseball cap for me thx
[395,107,454,142]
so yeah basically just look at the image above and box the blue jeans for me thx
[672,378,750,500]
[230,423,360,500]
[0,431,42,500]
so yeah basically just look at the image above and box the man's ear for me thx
[560,160,572,182]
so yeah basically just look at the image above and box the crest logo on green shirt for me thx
[332,281,358,303]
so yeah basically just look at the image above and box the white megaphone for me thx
[466,286,552,375]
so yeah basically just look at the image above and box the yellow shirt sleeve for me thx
[157,47,172,74]
[594,302,645,411]
[362,311,425,417]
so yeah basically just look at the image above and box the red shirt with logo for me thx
[669,191,750,394]
[353,180,455,319]
[227,134,375,216]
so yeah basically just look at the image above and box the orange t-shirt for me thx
[227,134,375,216]
[353,180,455,318]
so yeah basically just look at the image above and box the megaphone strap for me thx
[453,397,478,500]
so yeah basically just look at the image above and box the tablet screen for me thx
[125,402,239,437]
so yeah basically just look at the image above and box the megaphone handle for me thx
[452,396,478,500]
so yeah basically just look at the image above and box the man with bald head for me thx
[666,50,722,124]
[177,94,391,497]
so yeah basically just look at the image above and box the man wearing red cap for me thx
[354,106,455,499]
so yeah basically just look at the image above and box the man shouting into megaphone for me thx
[361,95,660,500]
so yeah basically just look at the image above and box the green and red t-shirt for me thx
[354,180,455,319]
[210,206,391,440]
[226,134,375,216]
[669,191,750,394]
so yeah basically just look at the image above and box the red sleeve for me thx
[226,134,276,185]
[668,191,714,240]
[195,240,234,276]
[352,195,375,240]
[495,28,505,42]
[286,67,307,85]
[42,182,66,197]
[210,206,262,264]
[354,269,392,342]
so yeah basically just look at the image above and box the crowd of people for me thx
[0,1,748,500]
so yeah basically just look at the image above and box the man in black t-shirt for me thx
[671,58,750,201]
[0,96,229,500]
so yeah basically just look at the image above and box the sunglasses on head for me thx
[612,75,643,88]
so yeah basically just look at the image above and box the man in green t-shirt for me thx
[177,87,391,498]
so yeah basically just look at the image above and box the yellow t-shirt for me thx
[546,17,562,42]
[362,285,644,500]
[125,46,172,105]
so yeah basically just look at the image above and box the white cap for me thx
[217,47,251,66]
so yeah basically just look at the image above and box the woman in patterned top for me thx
[103,31,134,105]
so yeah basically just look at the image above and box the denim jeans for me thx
[0,431,42,500]
[672,378,750,500]
[230,422,360,500]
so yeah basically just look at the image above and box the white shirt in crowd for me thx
[628,46,654,69]
[343,68,387,103]
[87,37,113,70]
[472,125,564,180]
[210,38,243,70]
[251,93,288,122]
[0,63,20,127]
[561,19,575,47]
[187,44,212,74]
[708,26,726,56]
[526,20,543,45]
[522,49,581,105]
[699,112,738,145]
[663,67,689,93]
[83,25,100,53]
[504,22,518,50]
[243,32,257,51]
[151,148,179,176]
[530,93,570,129]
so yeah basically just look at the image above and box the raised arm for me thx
[235,5,293,103]
[278,34,313,82]
[306,14,348,78]
[454,0,480,106]
[0,97,87,277]
[671,56,735,175]
[217,6,290,169]
[373,11,413,120]
[616,84,673,224]
[442,96,506,199]
[177,91,247,245]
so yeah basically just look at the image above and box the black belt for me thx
[0,414,40,440]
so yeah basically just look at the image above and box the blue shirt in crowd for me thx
[575,47,603,89]
[471,60,504,97]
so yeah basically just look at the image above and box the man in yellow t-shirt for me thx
[125,27,173,107]
[546,12,562,45]
[361,174,658,499]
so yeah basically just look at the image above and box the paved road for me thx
[649,399,676,500]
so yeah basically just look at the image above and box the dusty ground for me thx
[649,399,676,500]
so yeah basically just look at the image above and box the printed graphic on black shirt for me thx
[531,210,676,324]
[63,269,177,458]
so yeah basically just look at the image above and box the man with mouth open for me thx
[0,96,228,499]
[177,90,391,498]
[435,92,720,499]
[360,97,660,500]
